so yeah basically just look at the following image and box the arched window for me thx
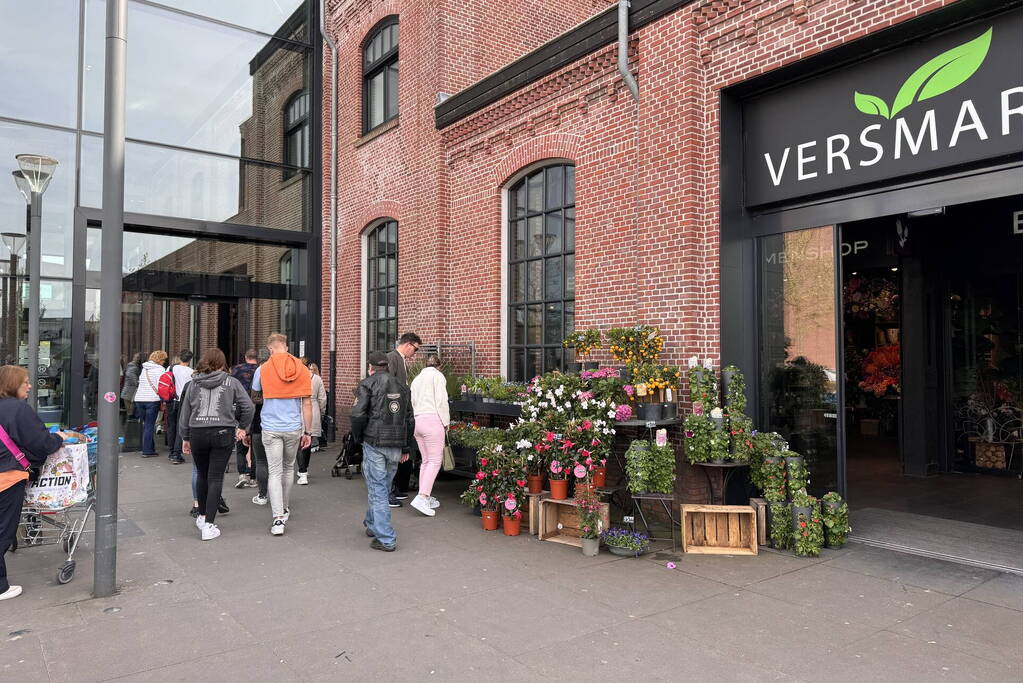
[366,220,398,354]
[283,90,309,179]
[363,17,399,133]
[507,164,576,381]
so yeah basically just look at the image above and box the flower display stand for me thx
[538,498,610,548]
[680,504,758,556]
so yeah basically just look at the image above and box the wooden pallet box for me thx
[748,498,768,546]
[681,504,758,556]
[538,498,610,548]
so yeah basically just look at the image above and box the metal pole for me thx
[320,0,339,442]
[94,0,127,599]
[27,192,41,410]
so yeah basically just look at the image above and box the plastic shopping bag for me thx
[24,443,90,510]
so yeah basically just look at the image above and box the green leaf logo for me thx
[853,27,993,119]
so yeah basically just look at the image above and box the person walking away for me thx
[179,349,253,541]
[409,354,449,516]
[252,333,312,536]
[166,350,193,465]
[230,349,260,488]
[387,332,421,506]
[296,359,327,485]
[120,352,142,421]
[245,389,269,506]
[352,351,414,551]
[0,366,66,600]
[133,350,168,457]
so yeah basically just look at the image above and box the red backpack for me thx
[157,370,177,401]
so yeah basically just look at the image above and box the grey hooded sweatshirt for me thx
[177,370,254,440]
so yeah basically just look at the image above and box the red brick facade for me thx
[323,0,959,423]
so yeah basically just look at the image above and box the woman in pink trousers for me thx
[409,354,449,516]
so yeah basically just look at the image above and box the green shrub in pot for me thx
[821,492,851,548]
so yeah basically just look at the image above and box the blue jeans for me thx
[136,401,161,455]
[362,442,401,547]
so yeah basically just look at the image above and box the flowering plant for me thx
[600,528,649,554]
[606,325,664,365]
[575,487,604,539]
[460,443,524,512]
[844,275,898,320]
[821,492,851,547]
[548,458,567,481]
[615,404,633,421]
[790,491,824,558]
[630,362,681,393]
[562,329,602,357]
[859,344,901,397]
[769,502,792,550]
[625,439,675,494]
[682,413,728,463]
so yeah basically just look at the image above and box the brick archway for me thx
[492,133,581,187]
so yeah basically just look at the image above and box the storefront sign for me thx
[743,10,1023,206]
[763,240,868,264]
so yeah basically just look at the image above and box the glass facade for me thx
[0,0,319,427]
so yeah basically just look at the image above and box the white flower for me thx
[607,410,616,419]
[710,407,724,419]
[494,444,503,452]
[527,454,535,461]
[564,402,571,410]
[688,355,699,369]
[702,358,714,370]
[515,439,532,450]
[555,386,564,397]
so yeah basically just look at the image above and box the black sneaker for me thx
[218,498,230,514]
[140,452,158,458]
[370,538,395,552]
[388,496,402,508]
[393,492,409,500]
[169,454,185,464]
[365,527,375,538]
[189,505,199,518]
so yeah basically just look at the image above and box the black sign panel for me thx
[743,9,1023,206]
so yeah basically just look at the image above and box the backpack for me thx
[157,370,177,401]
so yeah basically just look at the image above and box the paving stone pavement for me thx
[2,451,1021,682]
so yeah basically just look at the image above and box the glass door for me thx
[758,225,842,494]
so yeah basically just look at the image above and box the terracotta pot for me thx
[592,467,607,488]
[481,510,499,531]
[502,516,521,536]
[549,478,568,500]
[527,474,544,494]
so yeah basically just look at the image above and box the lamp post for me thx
[13,156,58,411]
[0,232,24,366]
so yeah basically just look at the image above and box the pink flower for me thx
[591,438,601,447]
[480,458,488,466]
[685,430,695,438]
[560,440,575,451]
[623,385,635,397]
[544,431,555,442]
[479,493,487,505]
[492,470,499,476]
[693,403,703,416]
[666,562,677,569]
[475,472,486,480]
[513,510,522,520]
[615,404,633,421]
[579,391,594,401]
[585,457,593,465]
[582,419,592,430]
[516,480,526,487]
[573,464,587,478]
[600,459,607,466]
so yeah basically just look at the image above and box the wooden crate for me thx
[681,504,758,555]
[538,498,610,548]
[522,491,549,535]
[974,442,1006,469]
[748,498,768,546]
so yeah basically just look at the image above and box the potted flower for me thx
[606,325,665,366]
[625,438,675,494]
[500,492,523,536]
[790,488,823,557]
[460,442,510,530]
[563,329,602,369]
[784,451,809,499]
[821,492,851,548]
[768,502,792,549]
[548,459,568,499]
[576,487,604,556]
[600,528,650,557]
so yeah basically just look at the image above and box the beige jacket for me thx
[410,366,450,426]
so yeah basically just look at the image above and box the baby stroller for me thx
[330,431,362,479]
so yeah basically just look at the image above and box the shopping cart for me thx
[14,441,94,585]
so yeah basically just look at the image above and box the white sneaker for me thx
[252,494,268,505]
[234,474,249,489]
[411,495,436,517]
[270,519,286,535]
[0,585,22,601]
[429,496,441,509]
[281,508,291,522]
[195,515,205,529]
[201,523,221,541]
[297,472,309,486]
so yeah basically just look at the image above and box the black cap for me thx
[367,351,389,367]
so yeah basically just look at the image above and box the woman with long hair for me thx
[0,366,66,599]
[295,359,327,486]
[178,349,253,540]
[409,354,450,516]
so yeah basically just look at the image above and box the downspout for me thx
[618,0,639,101]
[320,0,339,440]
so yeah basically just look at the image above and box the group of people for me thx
[0,329,451,601]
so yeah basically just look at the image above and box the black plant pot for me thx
[661,402,678,420]
[638,403,663,422]
[784,455,805,471]
[824,500,843,513]
[722,368,736,397]
[791,505,812,532]
[583,361,600,371]
[618,367,632,383]
[711,457,728,465]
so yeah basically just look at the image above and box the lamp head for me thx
[12,170,31,202]
[15,154,58,195]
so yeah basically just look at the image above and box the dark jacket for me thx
[350,370,414,449]
[0,397,63,474]
[386,349,408,386]
[177,371,254,440]
[231,362,258,393]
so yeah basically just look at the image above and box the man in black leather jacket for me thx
[351,351,414,551]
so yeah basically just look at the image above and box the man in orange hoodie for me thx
[251,333,312,536]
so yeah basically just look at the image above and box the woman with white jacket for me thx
[296,360,327,485]
[409,354,450,516]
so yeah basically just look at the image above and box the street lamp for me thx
[13,154,58,411]
[0,232,25,367]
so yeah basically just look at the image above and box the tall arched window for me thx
[283,90,309,179]
[366,220,398,355]
[363,17,399,133]
[507,164,576,381]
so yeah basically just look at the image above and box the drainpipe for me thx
[320,0,339,440]
[618,0,639,101]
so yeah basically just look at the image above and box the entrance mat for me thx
[849,508,1023,576]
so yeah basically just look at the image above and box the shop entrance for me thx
[842,195,1023,533]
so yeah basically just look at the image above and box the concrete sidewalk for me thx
[3,451,1022,682]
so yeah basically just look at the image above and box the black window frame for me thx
[507,164,576,382]
[366,219,398,356]
[362,16,399,134]
[283,90,310,180]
